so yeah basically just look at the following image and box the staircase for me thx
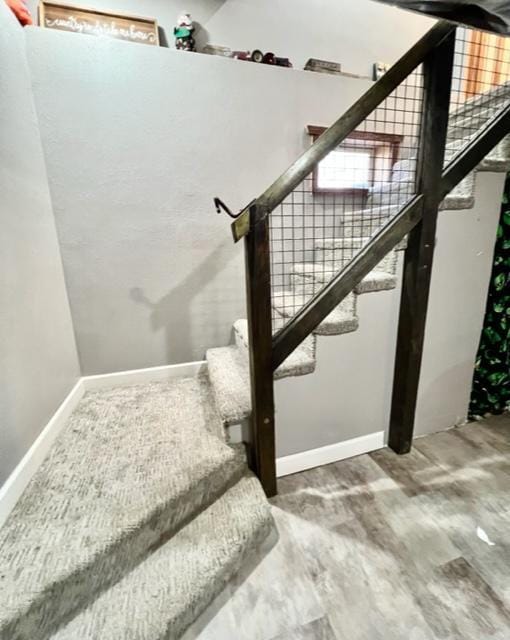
[2,20,510,640]
[205,22,510,499]
[0,375,275,640]
[206,119,510,442]
[207,86,510,440]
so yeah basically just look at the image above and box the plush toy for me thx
[5,0,33,25]
[174,13,195,51]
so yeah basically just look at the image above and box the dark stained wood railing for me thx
[389,30,456,454]
[227,21,510,497]
[231,22,455,244]
[243,204,277,496]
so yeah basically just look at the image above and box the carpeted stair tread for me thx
[339,204,396,237]
[355,270,398,293]
[291,260,397,286]
[441,192,475,210]
[50,474,275,640]
[441,172,476,210]
[367,172,475,210]
[314,235,407,252]
[233,319,316,379]
[446,108,503,141]
[207,345,252,425]
[272,291,358,336]
[0,375,246,640]
[478,149,510,172]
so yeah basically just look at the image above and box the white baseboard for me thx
[276,430,385,477]
[0,379,85,529]
[83,361,207,390]
[0,360,208,527]
[0,360,385,525]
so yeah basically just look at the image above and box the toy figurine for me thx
[174,13,195,51]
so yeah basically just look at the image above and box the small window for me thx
[316,147,372,191]
[307,126,403,195]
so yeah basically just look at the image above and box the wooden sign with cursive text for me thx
[39,2,159,46]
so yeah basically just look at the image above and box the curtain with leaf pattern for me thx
[469,174,510,417]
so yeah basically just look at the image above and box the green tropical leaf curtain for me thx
[469,174,510,417]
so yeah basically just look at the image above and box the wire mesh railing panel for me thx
[446,27,510,167]
[269,69,424,333]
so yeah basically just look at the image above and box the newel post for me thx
[244,204,277,497]
[388,29,457,453]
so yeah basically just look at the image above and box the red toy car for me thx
[231,51,252,61]
[231,49,293,67]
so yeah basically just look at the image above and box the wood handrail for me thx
[231,21,455,242]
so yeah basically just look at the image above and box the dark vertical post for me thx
[389,29,456,454]
[244,204,277,497]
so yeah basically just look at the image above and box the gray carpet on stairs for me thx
[50,474,273,640]
[0,375,275,640]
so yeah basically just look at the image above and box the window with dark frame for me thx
[307,126,403,196]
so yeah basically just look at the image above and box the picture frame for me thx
[38,1,160,46]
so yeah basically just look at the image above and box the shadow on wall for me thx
[158,26,168,47]
[130,238,240,363]
[193,22,209,52]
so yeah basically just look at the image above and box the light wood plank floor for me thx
[190,414,510,640]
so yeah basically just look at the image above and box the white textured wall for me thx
[26,26,376,374]
[415,172,504,436]
[26,0,433,76]
[275,274,403,456]
[0,5,80,485]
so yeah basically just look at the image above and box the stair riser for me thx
[367,175,475,208]
[447,108,501,141]
[288,274,354,303]
[355,274,398,294]
[49,477,277,640]
[314,315,359,336]
[441,172,475,209]
[234,324,249,355]
[340,218,390,238]
[479,156,510,172]
[291,258,399,297]
[274,291,358,322]
[314,238,365,251]
[478,137,510,171]
[448,96,509,132]
[313,248,398,276]
[233,320,317,379]
[446,136,510,170]
[175,509,275,639]
[367,182,414,208]
[207,346,252,425]
[440,195,474,211]
[313,246,362,266]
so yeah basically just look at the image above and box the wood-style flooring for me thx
[190,414,510,640]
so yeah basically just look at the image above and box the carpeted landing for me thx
[0,374,275,640]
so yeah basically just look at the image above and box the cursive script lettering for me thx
[45,16,156,43]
